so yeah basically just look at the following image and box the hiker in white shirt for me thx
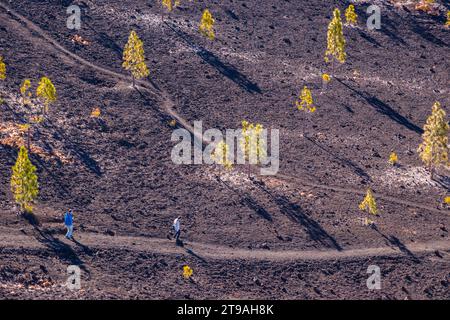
[173,216,181,242]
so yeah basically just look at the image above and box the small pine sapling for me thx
[122,30,150,87]
[183,265,193,279]
[417,101,449,179]
[36,76,57,115]
[248,123,267,170]
[296,86,315,113]
[359,188,378,217]
[199,9,215,40]
[388,151,398,166]
[0,55,6,80]
[345,4,358,26]
[10,146,39,214]
[325,8,346,70]
[212,140,233,177]
[90,107,101,118]
[20,79,32,105]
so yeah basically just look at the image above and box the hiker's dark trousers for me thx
[175,230,180,241]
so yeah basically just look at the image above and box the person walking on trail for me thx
[173,216,181,243]
[64,209,74,239]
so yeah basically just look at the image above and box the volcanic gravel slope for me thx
[0,0,449,299]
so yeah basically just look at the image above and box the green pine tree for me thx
[11,146,39,213]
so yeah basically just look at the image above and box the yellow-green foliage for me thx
[240,121,266,166]
[10,146,39,213]
[345,4,358,26]
[325,9,346,64]
[199,9,215,40]
[249,123,266,165]
[183,265,193,279]
[296,86,316,113]
[122,30,150,85]
[417,102,449,175]
[388,152,398,165]
[212,140,233,170]
[162,0,180,12]
[0,56,6,80]
[36,77,57,112]
[359,188,378,216]
[446,11,450,27]
[20,79,32,105]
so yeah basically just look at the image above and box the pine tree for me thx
[345,4,358,26]
[36,76,57,115]
[388,152,398,166]
[161,0,180,19]
[0,56,6,80]
[325,8,346,64]
[20,79,32,105]
[296,86,316,113]
[10,146,39,214]
[417,101,449,178]
[199,9,215,40]
[248,123,266,168]
[212,140,233,176]
[122,30,150,87]
[359,188,377,216]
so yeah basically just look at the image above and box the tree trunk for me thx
[132,74,136,88]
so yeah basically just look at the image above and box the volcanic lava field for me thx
[0,0,449,299]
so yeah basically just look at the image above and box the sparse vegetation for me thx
[388,152,398,166]
[91,107,101,118]
[122,30,150,87]
[417,101,449,179]
[10,146,39,214]
[36,76,57,115]
[325,8,346,64]
[0,55,6,80]
[295,86,315,113]
[212,140,233,175]
[183,265,193,279]
[199,9,215,40]
[359,188,378,216]
[345,4,358,26]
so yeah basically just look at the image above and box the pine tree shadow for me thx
[372,225,420,263]
[43,119,102,176]
[304,135,371,182]
[220,178,272,221]
[164,21,262,94]
[31,225,90,275]
[336,77,423,134]
[253,180,342,251]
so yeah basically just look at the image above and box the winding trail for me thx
[0,1,448,263]
[0,229,449,261]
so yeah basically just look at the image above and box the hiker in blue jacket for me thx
[64,209,74,239]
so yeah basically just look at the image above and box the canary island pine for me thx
[417,102,449,178]
[388,152,398,166]
[122,30,150,87]
[0,56,6,80]
[199,9,215,40]
[212,140,233,174]
[183,265,193,279]
[248,123,267,167]
[359,188,378,216]
[345,4,358,26]
[36,76,57,115]
[325,9,346,64]
[20,79,32,105]
[296,86,316,113]
[11,146,39,214]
